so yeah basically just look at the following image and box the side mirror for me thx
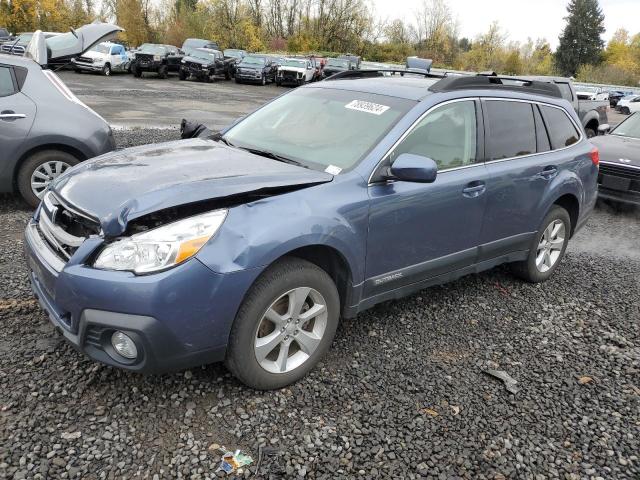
[389,153,438,183]
[598,124,610,135]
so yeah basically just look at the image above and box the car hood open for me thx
[26,22,123,66]
[590,134,640,167]
[51,138,333,237]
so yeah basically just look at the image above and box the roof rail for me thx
[430,74,562,98]
[324,69,446,81]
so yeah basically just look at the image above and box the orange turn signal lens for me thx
[175,236,210,264]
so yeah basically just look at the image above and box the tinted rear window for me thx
[540,105,580,149]
[485,100,536,160]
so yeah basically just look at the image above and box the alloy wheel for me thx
[535,219,566,273]
[254,287,328,374]
[30,161,71,199]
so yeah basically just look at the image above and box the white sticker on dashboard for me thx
[325,165,342,175]
[345,100,390,115]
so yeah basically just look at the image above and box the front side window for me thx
[224,88,415,171]
[485,100,536,160]
[0,67,15,97]
[390,100,477,170]
[91,43,109,54]
[539,105,580,149]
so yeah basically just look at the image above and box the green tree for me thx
[555,0,605,76]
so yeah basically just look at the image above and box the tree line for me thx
[1,0,639,86]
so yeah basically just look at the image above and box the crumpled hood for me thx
[590,134,640,167]
[279,66,305,74]
[183,55,209,66]
[51,138,333,237]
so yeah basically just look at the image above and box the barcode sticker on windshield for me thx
[345,100,390,115]
[325,165,342,175]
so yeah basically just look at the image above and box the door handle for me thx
[462,182,486,198]
[539,166,558,179]
[0,113,26,120]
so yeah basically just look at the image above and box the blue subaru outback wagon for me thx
[24,71,599,389]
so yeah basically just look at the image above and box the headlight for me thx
[93,58,102,64]
[181,59,186,64]
[202,65,208,70]
[93,210,227,274]
[153,55,161,61]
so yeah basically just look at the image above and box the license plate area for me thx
[602,175,631,191]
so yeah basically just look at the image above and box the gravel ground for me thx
[0,130,639,479]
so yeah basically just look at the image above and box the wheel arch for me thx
[12,143,86,191]
[273,245,354,317]
[553,193,580,237]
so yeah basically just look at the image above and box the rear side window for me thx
[484,100,536,160]
[0,66,15,97]
[540,105,580,149]
[534,106,551,153]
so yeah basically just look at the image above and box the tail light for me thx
[590,147,600,167]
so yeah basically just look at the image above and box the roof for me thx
[311,76,439,101]
[0,53,38,69]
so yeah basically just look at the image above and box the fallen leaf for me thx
[451,405,460,416]
[420,408,439,417]
[578,376,593,385]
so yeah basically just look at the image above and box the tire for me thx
[179,69,187,81]
[17,150,80,208]
[132,64,142,78]
[224,70,230,80]
[510,206,571,283]
[102,63,111,76]
[74,68,82,74]
[622,107,630,115]
[276,80,281,87]
[226,257,340,390]
[235,77,242,84]
[158,65,168,79]
[261,74,266,86]
[585,128,596,138]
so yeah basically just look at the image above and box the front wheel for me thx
[17,150,80,208]
[226,258,340,390]
[261,74,266,86]
[158,65,168,79]
[179,69,187,81]
[585,128,596,138]
[102,64,111,76]
[510,206,571,283]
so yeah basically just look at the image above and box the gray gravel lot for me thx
[0,128,638,479]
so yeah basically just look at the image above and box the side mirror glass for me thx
[389,153,438,183]
[598,124,610,135]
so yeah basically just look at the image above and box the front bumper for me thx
[73,62,104,72]
[24,218,260,373]
[235,70,263,82]
[136,60,162,72]
[598,186,640,206]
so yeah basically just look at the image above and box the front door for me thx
[0,65,36,187]
[365,99,487,298]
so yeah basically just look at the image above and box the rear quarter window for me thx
[540,105,580,149]
[484,100,536,160]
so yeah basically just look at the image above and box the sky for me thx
[373,0,640,48]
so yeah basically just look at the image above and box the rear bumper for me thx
[24,218,260,374]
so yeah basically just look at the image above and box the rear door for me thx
[365,99,487,297]
[0,65,36,190]
[478,99,575,260]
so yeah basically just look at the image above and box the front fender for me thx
[195,175,370,284]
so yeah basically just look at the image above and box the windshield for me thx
[327,58,349,68]
[612,114,640,139]
[283,59,306,68]
[190,49,215,61]
[224,49,243,58]
[140,44,166,54]
[224,88,415,171]
[91,43,110,54]
[242,56,266,65]
[17,33,33,43]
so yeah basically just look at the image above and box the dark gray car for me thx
[0,23,121,207]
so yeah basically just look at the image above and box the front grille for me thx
[37,192,100,264]
[282,71,297,80]
[186,61,202,70]
[599,162,640,180]
[136,53,154,62]
[75,56,93,64]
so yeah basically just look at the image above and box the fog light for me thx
[111,331,138,359]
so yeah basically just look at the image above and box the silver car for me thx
[0,23,121,207]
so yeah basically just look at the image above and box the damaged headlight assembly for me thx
[93,209,228,274]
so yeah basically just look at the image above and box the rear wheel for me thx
[510,206,571,283]
[158,65,168,79]
[17,150,80,208]
[102,63,111,76]
[226,258,340,390]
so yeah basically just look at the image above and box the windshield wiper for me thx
[243,148,308,168]
[210,132,235,147]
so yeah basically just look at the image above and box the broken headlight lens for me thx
[93,209,228,274]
